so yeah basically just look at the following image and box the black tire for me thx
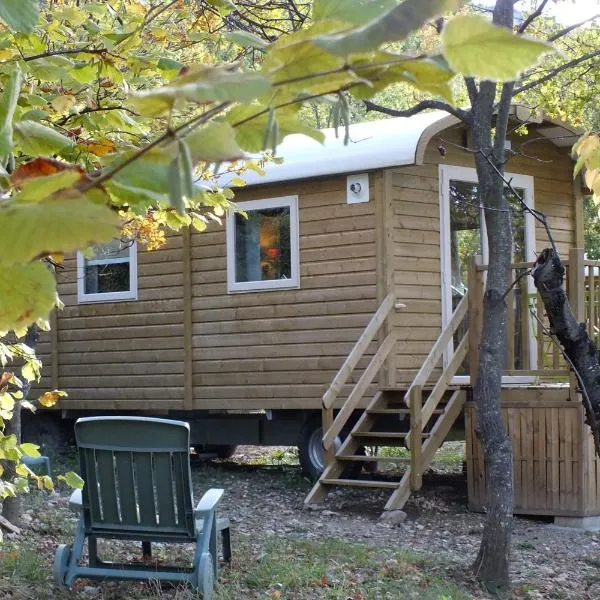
[298,417,365,480]
[208,444,238,459]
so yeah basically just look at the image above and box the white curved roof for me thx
[221,108,578,187]
[226,110,449,187]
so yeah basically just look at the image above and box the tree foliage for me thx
[0,0,556,530]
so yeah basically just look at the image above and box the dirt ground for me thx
[207,445,600,599]
[5,444,600,599]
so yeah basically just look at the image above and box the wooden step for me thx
[336,455,409,463]
[352,431,431,439]
[366,408,444,415]
[321,478,400,489]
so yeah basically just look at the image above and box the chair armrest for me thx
[194,488,224,518]
[69,489,82,512]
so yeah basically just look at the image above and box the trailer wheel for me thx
[298,417,369,480]
[207,444,238,459]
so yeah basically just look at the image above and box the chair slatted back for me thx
[75,417,195,541]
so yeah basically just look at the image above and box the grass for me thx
[376,442,466,474]
[214,536,474,600]
[0,530,479,600]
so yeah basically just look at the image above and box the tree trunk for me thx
[470,152,514,596]
[469,2,515,587]
[532,248,600,455]
[2,325,39,526]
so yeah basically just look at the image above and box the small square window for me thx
[77,240,138,303]
[226,196,300,293]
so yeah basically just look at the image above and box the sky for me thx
[479,0,600,25]
[547,0,600,25]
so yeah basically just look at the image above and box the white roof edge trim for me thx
[219,108,579,188]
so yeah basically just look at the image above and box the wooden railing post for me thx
[468,255,484,379]
[322,407,334,468]
[569,248,585,398]
[568,248,585,322]
[410,384,423,491]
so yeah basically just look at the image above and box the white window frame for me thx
[439,165,537,384]
[226,195,300,293]
[77,241,138,303]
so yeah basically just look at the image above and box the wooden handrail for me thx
[405,330,468,449]
[322,292,396,410]
[323,330,398,450]
[403,292,468,406]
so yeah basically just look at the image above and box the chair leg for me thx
[65,519,86,586]
[221,527,232,563]
[88,536,99,567]
[209,518,218,579]
[142,541,152,559]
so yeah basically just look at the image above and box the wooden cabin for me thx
[35,108,599,523]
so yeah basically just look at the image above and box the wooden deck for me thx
[306,251,600,519]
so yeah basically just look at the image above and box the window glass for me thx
[78,239,137,302]
[234,207,291,283]
[227,196,299,293]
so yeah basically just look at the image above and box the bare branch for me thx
[493,82,515,162]
[513,49,600,96]
[465,77,478,105]
[548,14,600,41]
[518,0,550,33]
[57,105,139,126]
[364,99,471,124]
[18,47,110,62]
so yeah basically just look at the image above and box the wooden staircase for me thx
[305,293,470,512]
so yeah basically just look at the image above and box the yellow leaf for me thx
[442,14,554,81]
[50,94,77,113]
[84,138,117,156]
[0,190,119,265]
[37,389,67,408]
[0,262,56,332]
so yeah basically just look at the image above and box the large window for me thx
[77,239,138,303]
[226,196,300,293]
[439,165,536,379]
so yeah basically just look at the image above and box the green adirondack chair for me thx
[53,417,231,598]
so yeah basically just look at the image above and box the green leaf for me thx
[184,121,245,163]
[442,14,555,81]
[18,171,82,203]
[179,140,194,200]
[313,0,399,24]
[102,31,135,45]
[227,105,325,153]
[0,191,119,265]
[157,57,184,73]
[19,443,40,458]
[58,471,84,489]
[129,68,271,117]
[0,262,56,332]
[168,156,184,214]
[0,68,22,159]
[223,31,268,49]
[262,22,347,90]
[351,54,455,102]
[205,0,235,15]
[0,0,39,33]
[20,109,49,122]
[14,121,74,156]
[314,0,462,56]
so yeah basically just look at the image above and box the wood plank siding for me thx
[385,124,576,387]
[33,120,577,413]
[190,175,379,410]
[467,388,600,517]
[33,234,186,409]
